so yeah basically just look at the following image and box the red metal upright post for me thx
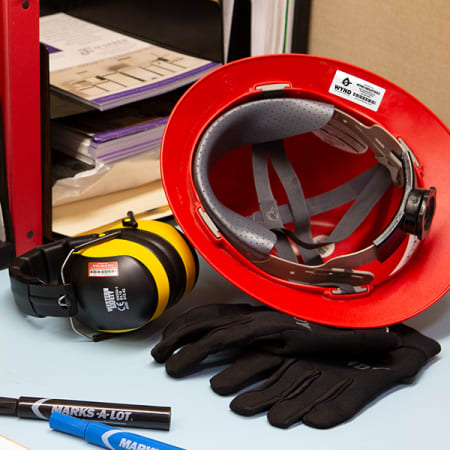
[0,0,42,255]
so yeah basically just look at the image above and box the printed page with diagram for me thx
[40,13,220,110]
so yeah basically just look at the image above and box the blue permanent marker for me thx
[49,412,186,450]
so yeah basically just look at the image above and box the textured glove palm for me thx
[210,324,440,429]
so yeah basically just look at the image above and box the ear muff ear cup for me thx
[66,249,161,332]
[63,220,198,333]
[132,219,199,299]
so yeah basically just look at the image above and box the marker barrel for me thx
[50,412,185,450]
[0,396,171,430]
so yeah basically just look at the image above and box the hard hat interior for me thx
[208,120,406,287]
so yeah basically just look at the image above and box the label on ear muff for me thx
[102,286,129,313]
[88,261,119,277]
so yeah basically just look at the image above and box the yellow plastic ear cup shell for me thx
[136,220,198,295]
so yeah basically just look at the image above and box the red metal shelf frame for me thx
[0,0,42,256]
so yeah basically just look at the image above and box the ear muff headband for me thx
[77,239,171,321]
[193,97,435,288]
[9,234,99,318]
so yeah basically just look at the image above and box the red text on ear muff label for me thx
[88,261,119,277]
[329,70,385,111]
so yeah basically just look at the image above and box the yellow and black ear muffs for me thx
[8,216,198,339]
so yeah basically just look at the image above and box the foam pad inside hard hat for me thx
[194,98,335,257]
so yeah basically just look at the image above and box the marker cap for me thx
[49,412,89,438]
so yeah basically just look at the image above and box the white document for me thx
[40,13,219,110]
[0,435,29,449]
[40,13,150,71]
[52,179,169,236]
[52,150,162,207]
[251,0,296,55]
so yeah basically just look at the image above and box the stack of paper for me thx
[39,13,222,235]
[40,13,219,111]
[51,87,185,165]
[51,150,162,207]
[52,179,170,237]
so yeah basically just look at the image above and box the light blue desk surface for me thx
[0,258,448,450]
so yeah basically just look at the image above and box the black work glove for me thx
[209,324,440,429]
[151,303,399,377]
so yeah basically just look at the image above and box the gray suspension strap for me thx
[274,164,392,249]
[252,141,322,265]
[252,143,297,262]
[251,165,389,225]
[252,139,393,253]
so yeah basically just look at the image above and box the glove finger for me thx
[302,390,368,429]
[300,325,442,429]
[302,369,399,428]
[391,323,441,360]
[164,321,254,377]
[267,371,352,429]
[230,360,319,416]
[152,303,257,362]
[210,352,285,395]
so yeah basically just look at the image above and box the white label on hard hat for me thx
[329,70,386,111]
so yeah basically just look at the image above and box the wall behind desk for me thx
[308,0,450,126]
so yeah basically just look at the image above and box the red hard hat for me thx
[160,54,449,328]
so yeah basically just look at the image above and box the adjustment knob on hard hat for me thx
[402,187,436,239]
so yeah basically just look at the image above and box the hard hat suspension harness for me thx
[193,97,436,290]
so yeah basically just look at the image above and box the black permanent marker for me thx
[0,396,171,430]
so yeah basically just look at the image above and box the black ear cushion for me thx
[118,228,188,308]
